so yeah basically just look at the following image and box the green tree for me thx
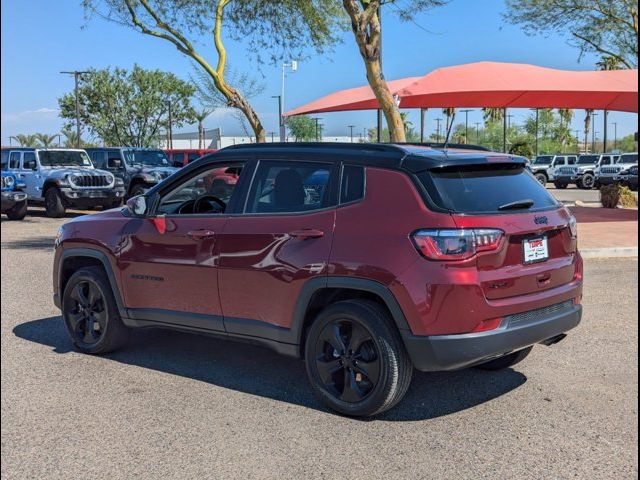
[9,134,39,147]
[286,115,317,142]
[84,0,345,143]
[509,141,534,159]
[193,109,212,149]
[35,133,59,148]
[341,0,447,142]
[58,65,196,147]
[482,108,504,125]
[504,0,638,68]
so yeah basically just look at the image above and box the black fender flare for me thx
[289,276,411,348]
[57,248,127,318]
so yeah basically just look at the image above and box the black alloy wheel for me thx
[66,280,108,347]
[313,319,381,403]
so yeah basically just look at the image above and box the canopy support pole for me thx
[535,108,539,156]
[420,108,426,143]
[503,108,508,153]
[377,109,383,142]
[603,110,609,152]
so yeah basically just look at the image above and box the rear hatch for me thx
[417,161,579,300]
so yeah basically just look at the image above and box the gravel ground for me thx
[1,210,638,479]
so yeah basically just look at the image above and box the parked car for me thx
[53,143,583,417]
[530,154,578,186]
[2,148,125,217]
[554,154,603,190]
[165,149,218,168]
[596,153,638,187]
[1,171,28,220]
[85,147,178,198]
[615,164,639,191]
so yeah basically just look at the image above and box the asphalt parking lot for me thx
[1,210,638,479]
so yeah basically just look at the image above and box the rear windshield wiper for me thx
[498,199,535,211]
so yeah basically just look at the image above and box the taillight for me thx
[568,215,578,238]
[411,229,505,261]
[471,317,503,333]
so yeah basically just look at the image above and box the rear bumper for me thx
[402,303,582,371]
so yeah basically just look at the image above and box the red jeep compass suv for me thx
[53,143,583,416]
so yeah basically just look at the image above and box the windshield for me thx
[533,156,553,165]
[578,155,599,165]
[39,150,93,168]
[123,149,170,167]
[419,165,559,214]
[619,154,638,164]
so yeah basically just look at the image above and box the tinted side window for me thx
[245,161,332,214]
[92,151,106,168]
[568,156,577,165]
[187,153,200,163]
[23,152,36,168]
[601,157,612,165]
[1,151,8,170]
[340,165,365,204]
[9,152,21,169]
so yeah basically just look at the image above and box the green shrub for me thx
[600,184,638,208]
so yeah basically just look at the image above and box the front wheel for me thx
[304,300,413,417]
[45,187,66,218]
[534,173,548,186]
[475,346,533,371]
[62,267,129,354]
[578,173,595,190]
[5,200,27,220]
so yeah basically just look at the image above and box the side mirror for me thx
[24,160,37,170]
[107,158,123,169]
[126,195,148,216]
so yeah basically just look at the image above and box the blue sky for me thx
[1,0,637,144]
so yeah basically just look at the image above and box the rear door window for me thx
[9,152,21,169]
[418,165,559,214]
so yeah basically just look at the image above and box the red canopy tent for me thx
[285,62,639,115]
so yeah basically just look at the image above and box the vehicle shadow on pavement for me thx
[14,316,527,422]
[1,236,56,250]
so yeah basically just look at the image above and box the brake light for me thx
[411,229,504,261]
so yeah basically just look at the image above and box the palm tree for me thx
[557,109,574,127]
[61,128,79,148]
[482,108,504,125]
[35,133,58,148]
[399,112,413,135]
[194,109,212,149]
[442,108,456,133]
[9,134,39,147]
[584,109,594,152]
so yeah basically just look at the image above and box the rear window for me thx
[578,155,599,164]
[419,165,559,214]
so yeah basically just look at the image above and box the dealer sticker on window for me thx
[524,236,549,264]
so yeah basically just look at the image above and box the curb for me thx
[580,247,638,259]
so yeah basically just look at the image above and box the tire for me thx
[5,200,27,220]
[129,184,148,198]
[304,299,413,417]
[554,182,568,189]
[534,173,548,186]
[579,173,595,190]
[45,187,66,218]
[475,346,533,371]
[62,266,129,355]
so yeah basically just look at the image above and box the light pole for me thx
[475,122,481,144]
[530,108,539,156]
[348,125,355,143]
[591,112,599,153]
[60,70,89,148]
[271,95,282,142]
[280,60,298,142]
[460,109,473,143]
[612,122,618,150]
[269,132,275,143]
[435,118,443,142]
[315,118,323,142]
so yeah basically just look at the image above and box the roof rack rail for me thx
[397,142,492,152]
[221,142,406,154]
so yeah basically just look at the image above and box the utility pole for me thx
[60,70,89,148]
[271,95,282,143]
[612,122,618,150]
[530,108,539,156]
[269,132,275,142]
[502,108,508,153]
[475,122,481,144]
[348,125,355,143]
[435,118,443,142]
[461,109,473,143]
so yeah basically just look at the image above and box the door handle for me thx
[187,229,216,240]
[537,273,552,285]
[289,229,324,240]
